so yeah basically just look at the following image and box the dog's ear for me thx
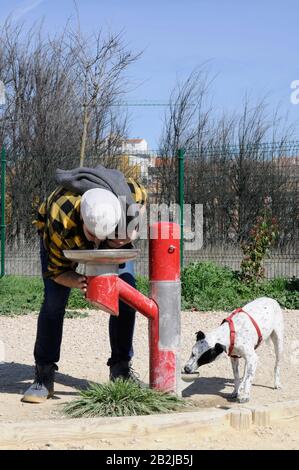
[215,343,226,354]
[196,331,205,341]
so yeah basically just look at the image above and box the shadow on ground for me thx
[0,362,92,397]
[182,375,276,407]
[182,376,234,399]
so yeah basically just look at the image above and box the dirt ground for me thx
[0,308,299,449]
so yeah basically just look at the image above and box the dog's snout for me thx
[184,365,192,374]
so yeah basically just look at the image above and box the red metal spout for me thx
[86,275,158,320]
[118,278,158,319]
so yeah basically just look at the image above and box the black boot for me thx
[108,360,141,383]
[22,363,58,403]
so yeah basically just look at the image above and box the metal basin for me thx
[63,249,140,265]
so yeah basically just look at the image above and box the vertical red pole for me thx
[149,222,181,394]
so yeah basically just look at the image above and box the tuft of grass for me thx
[63,379,187,418]
[64,310,89,319]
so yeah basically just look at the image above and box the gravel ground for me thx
[0,308,299,449]
[1,308,299,419]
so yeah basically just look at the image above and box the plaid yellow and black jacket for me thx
[33,178,147,279]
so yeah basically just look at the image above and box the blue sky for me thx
[1,0,298,148]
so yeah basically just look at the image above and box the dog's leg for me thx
[271,329,283,389]
[230,357,240,399]
[238,361,247,394]
[237,351,258,403]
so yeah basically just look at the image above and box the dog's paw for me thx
[237,395,250,403]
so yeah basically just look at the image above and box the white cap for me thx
[80,188,122,238]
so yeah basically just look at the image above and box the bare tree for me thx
[156,67,213,203]
[157,70,295,251]
[216,98,293,242]
[64,26,140,166]
[159,67,212,156]
[184,96,294,246]
[0,18,140,243]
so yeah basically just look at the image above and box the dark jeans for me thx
[34,240,136,367]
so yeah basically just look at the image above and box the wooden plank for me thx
[0,409,229,448]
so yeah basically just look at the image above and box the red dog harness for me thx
[222,307,263,357]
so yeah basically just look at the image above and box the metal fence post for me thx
[178,148,185,269]
[1,144,6,277]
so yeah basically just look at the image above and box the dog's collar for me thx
[222,307,263,357]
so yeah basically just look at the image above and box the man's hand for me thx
[54,271,87,293]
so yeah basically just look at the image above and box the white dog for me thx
[184,297,284,403]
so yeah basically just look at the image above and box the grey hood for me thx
[55,164,134,204]
[55,165,135,234]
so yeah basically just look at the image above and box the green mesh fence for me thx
[1,142,298,278]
